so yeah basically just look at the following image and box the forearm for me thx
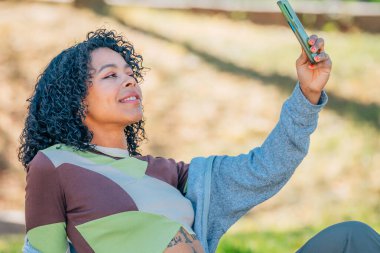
[256,82,328,180]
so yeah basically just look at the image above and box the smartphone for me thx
[277,0,317,64]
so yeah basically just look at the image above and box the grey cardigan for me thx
[185,83,327,253]
[23,83,327,253]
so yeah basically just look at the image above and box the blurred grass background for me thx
[0,0,379,252]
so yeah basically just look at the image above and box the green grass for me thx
[217,227,318,253]
[0,235,23,253]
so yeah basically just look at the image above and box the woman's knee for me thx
[307,221,377,245]
[332,221,375,236]
[297,221,380,253]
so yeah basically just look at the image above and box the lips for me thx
[118,92,141,103]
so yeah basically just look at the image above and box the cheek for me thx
[85,85,118,116]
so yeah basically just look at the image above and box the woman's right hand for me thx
[296,34,332,105]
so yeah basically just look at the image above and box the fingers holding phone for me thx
[309,35,324,52]
[296,34,332,104]
[277,0,332,103]
[299,34,331,68]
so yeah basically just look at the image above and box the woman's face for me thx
[83,47,143,129]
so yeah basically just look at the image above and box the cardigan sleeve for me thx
[186,83,328,253]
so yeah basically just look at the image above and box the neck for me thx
[92,138,128,150]
[88,124,128,150]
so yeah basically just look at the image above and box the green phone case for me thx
[277,0,317,64]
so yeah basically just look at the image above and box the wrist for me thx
[299,84,322,105]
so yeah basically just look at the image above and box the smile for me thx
[119,96,141,104]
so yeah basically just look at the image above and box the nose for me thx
[122,75,137,88]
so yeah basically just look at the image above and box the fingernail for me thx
[311,47,316,52]
[315,56,320,61]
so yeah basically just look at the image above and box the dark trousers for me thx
[297,221,380,253]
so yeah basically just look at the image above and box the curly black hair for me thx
[18,29,147,169]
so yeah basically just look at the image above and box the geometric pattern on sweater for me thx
[25,144,192,253]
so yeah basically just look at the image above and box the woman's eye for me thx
[104,73,117,79]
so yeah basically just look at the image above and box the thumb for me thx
[296,48,309,66]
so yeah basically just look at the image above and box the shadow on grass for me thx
[88,8,380,130]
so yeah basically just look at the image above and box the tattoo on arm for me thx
[179,227,193,243]
[166,227,201,251]
[190,234,198,241]
[167,235,182,247]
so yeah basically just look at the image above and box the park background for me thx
[0,0,379,252]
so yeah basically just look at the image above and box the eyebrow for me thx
[97,63,131,74]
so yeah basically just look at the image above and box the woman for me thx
[19,29,380,253]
